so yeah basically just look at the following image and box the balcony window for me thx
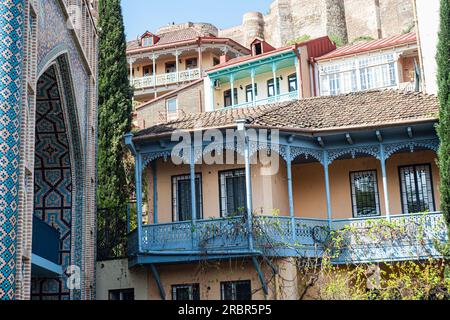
[224,89,238,107]
[288,74,297,92]
[319,54,397,96]
[166,97,177,114]
[165,61,176,73]
[109,289,135,300]
[399,164,435,214]
[221,281,252,301]
[267,78,280,97]
[245,84,258,102]
[185,58,198,70]
[172,174,203,221]
[219,169,246,217]
[350,171,381,218]
[143,65,153,77]
[172,284,200,300]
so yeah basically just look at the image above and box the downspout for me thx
[294,45,304,99]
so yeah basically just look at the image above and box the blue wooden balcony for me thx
[127,212,447,266]
[31,216,62,277]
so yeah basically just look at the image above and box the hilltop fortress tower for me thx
[219,0,415,47]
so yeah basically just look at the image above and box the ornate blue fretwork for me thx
[142,150,172,169]
[383,139,440,160]
[327,145,382,165]
[287,146,324,164]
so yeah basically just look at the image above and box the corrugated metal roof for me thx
[316,32,417,61]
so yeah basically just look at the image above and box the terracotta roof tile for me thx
[134,90,438,139]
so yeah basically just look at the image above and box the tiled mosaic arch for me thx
[31,55,84,300]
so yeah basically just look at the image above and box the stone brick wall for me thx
[136,81,205,129]
[219,0,414,47]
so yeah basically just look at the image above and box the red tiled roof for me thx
[134,90,438,140]
[127,29,249,54]
[317,32,417,61]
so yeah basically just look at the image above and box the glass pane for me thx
[400,165,434,214]
[350,171,380,217]
[167,99,177,113]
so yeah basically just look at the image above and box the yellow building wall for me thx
[145,150,439,222]
[145,154,289,223]
[292,150,440,220]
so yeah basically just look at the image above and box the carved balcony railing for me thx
[332,212,447,264]
[127,212,447,264]
[132,68,201,90]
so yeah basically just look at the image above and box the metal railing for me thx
[222,91,299,111]
[127,212,447,263]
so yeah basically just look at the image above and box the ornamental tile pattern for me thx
[0,0,97,300]
[0,0,24,300]
[32,66,72,300]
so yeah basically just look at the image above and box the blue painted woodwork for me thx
[127,213,446,266]
[125,120,443,267]
[32,216,61,266]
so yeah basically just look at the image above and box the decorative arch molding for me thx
[142,150,172,169]
[33,53,85,300]
[326,145,382,165]
[285,146,324,164]
[383,139,440,160]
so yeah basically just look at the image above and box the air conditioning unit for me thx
[214,79,221,90]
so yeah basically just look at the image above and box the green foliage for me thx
[286,35,311,45]
[296,214,450,300]
[351,35,375,45]
[402,22,416,34]
[436,0,450,240]
[328,34,346,47]
[97,0,133,209]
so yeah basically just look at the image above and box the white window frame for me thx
[166,97,178,114]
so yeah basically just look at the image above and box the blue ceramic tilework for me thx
[0,0,24,301]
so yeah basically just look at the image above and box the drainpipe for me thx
[237,119,254,251]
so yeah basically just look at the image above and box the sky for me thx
[122,0,274,40]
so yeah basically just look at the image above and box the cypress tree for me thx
[437,0,450,230]
[97,0,133,209]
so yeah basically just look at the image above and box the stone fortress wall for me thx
[219,0,415,47]
[156,22,219,36]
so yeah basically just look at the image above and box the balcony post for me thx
[190,143,197,223]
[286,145,296,240]
[272,62,278,100]
[380,145,391,220]
[135,153,143,253]
[198,45,203,75]
[210,78,215,111]
[151,161,158,224]
[175,50,180,83]
[294,57,301,100]
[251,68,256,106]
[230,73,235,107]
[323,151,332,228]
[129,57,134,83]
[152,54,157,98]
